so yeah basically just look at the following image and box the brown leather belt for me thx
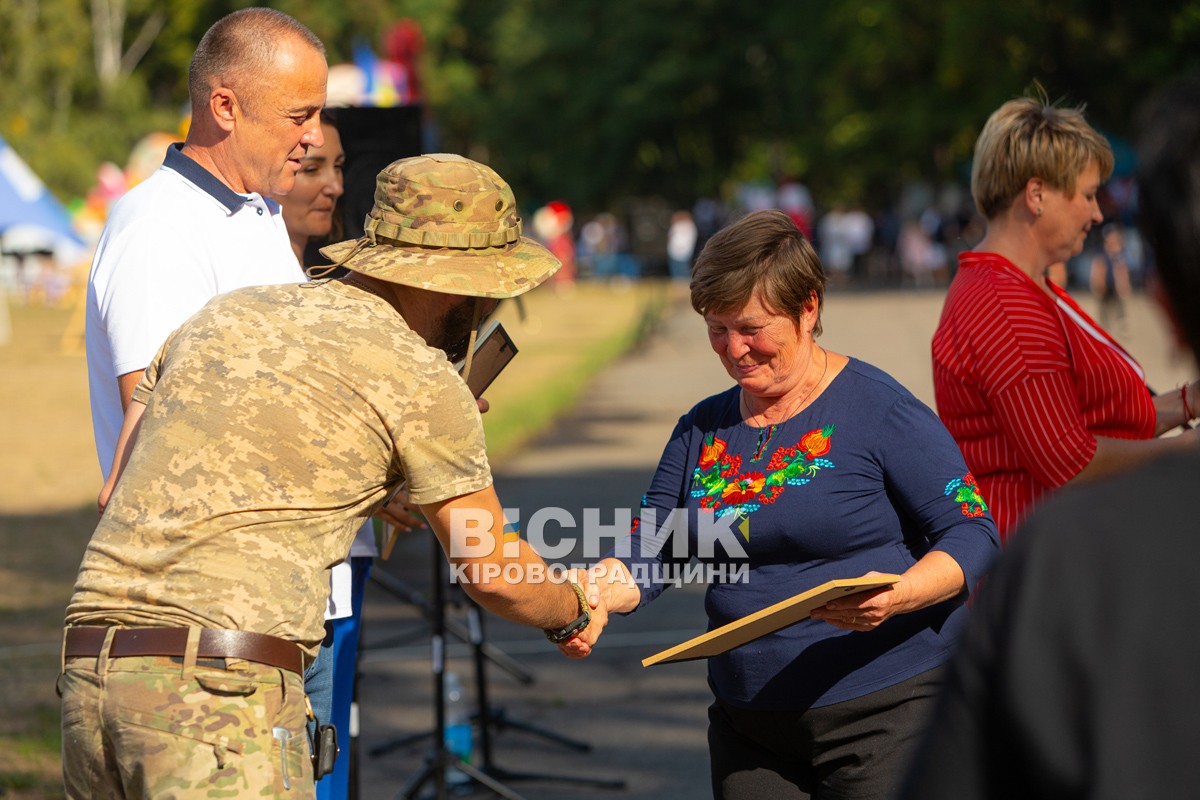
[64,626,304,675]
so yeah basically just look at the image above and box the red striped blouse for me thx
[932,251,1155,540]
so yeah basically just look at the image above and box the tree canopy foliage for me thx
[3,0,1199,213]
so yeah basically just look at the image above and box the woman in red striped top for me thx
[933,95,1200,541]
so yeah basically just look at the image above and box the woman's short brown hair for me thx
[971,95,1114,219]
[690,209,825,336]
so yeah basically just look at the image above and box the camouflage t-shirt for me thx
[67,280,491,655]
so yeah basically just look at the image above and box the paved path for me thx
[356,284,726,799]
[354,286,1189,799]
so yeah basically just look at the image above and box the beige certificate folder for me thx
[641,574,901,667]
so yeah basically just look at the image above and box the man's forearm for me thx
[99,399,146,515]
[456,540,584,630]
[423,487,584,631]
[117,369,146,412]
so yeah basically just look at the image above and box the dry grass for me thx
[0,280,670,797]
[0,304,97,514]
[480,280,672,459]
[0,300,95,798]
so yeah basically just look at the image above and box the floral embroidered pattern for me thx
[944,473,988,517]
[799,425,834,459]
[691,427,836,528]
[750,424,776,460]
[629,494,646,536]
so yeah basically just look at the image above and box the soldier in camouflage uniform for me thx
[61,154,604,799]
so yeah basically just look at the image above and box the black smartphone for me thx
[456,320,518,398]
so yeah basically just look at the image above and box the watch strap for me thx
[544,581,591,644]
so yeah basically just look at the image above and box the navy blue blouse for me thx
[617,358,1000,710]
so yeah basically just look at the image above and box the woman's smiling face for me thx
[280,121,344,241]
[705,289,817,402]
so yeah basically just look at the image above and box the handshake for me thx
[555,558,640,659]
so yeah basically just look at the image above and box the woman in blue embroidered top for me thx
[565,209,1000,799]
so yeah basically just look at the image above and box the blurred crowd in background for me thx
[552,169,1146,315]
[0,8,1150,328]
[1,2,1192,334]
[0,167,1148,317]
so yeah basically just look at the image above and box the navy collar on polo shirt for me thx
[163,143,277,214]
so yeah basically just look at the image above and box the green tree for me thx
[5,0,1200,212]
[434,0,1200,213]
[0,0,206,199]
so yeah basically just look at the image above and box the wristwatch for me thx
[544,581,591,644]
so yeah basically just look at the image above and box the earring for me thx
[1036,207,1043,217]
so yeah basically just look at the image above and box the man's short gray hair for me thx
[188,7,324,116]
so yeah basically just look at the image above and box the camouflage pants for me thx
[60,647,313,799]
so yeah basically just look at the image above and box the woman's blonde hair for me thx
[690,209,825,336]
[971,93,1114,219]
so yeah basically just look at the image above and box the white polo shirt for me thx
[86,144,303,476]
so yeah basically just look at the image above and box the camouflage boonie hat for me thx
[320,154,561,299]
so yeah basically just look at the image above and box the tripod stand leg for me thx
[485,706,593,752]
[397,753,436,800]
[398,751,531,800]
[366,561,544,760]
[467,604,627,791]
[369,569,535,685]
[455,757,528,800]
[479,763,627,791]
[395,545,541,800]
